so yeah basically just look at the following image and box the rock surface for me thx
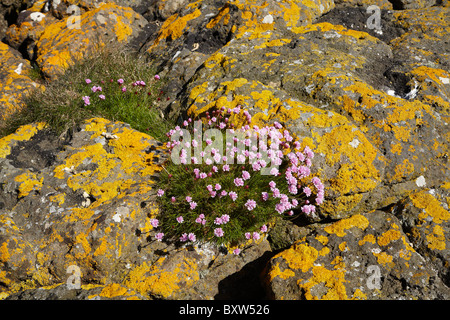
[1,0,450,300]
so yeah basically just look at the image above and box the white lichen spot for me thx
[349,138,360,148]
[439,77,449,84]
[262,14,273,24]
[101,132,118,139]
[112,213,121,223]
[415,175,426,187]
[14,63,23,75]
[30,12,45,22]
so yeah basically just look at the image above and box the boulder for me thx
[0,118,272,299]
[0,42,40,130]
[265,210,450,299]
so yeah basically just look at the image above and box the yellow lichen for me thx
[324,214,369,237]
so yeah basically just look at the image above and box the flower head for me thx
[245,199,257,211]
[176,216,184,223]
[214,228,224,237]
[155,233,164,241]
[229,191,238,201]
[85,79,91,84]
[82,96,90,106]
[157,189,164,197]
[117,78,124,84]
[150,218,159,228]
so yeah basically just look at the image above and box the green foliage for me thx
[1,44,172,141]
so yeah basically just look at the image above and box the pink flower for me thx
[234,178,244,187]
[262,192,269,201]
[190,201,197,210]
[176,216,184,223]
[121,86,127,92]
[242,170,251,180]
[221,214,230,223]
[233,248,241,255]
[171,196,176,203]
[269,181,276,189]
[85,79,92,84]
[223,164,230,172]
[288,184,298,195]
[303,187,312,197]
[180,233,188,242]
[229,191,238,201]
[270,167,279,176]
[157,189,164,197]
[188,233,196,242]
[301,204,316,215]
[82,96,90,106]
[150,218,159,228]
[252,232,260,240]
[210,191,217,197]
[155,233,164,241]
[214,217,223,225]
[185,196,192,203]
[214,228,224,237]
[199,172,207,179]
[91,85,102,92]
[260,225,268,233]
[117,78,124,84]
[98,94,105,100]
[245,232,251,240]
[245,199,257,211]
[154,74,160,80]
[220,190,228,197]
[215,183,222,191]
[206,185,213,192]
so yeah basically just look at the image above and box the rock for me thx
[265,210,450,299]
[0,42,40,130]
[394,186,450,287]
[0,118,272,299]
[35,2,148,78]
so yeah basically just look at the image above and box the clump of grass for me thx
[1,43,172,141]
[153,107,325,252]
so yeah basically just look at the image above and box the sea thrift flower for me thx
[199,172,207,179]
[190,201,197,210]
[214,228,224,237]
[85,79,91,84]
[229,191,238,201]
[303,187,312,197]
[121,86,127,92]
[252,232,260,240]
[245,232,251,240]
[242,170,251,180]
[82,96,90,106]
[150,218,159,228]
[180,233,188,242]
[214,217,223,225]
[155,233,164,241]
[176,216,184,223]
[260,225,268,233]
[171,196,176,203]
[234,178,244,187]
[154,74,160,80]
[233,248,241,255]
[245,199,257,211]
[188,233,196,242]
[221,214,230,224]
[117,78,124,84]
[262,192,269,201]
[215,183,222,191]
[185,196,192,203]
[157,189,164,197]
[223,164,230,172]
[99,94,105,100]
